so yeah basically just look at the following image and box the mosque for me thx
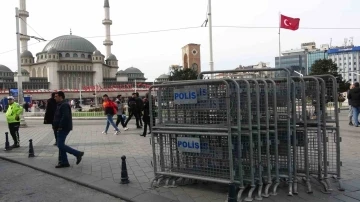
[0,0,147,91]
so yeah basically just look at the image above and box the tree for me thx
[309,59,350,92]
[168,68,199,81]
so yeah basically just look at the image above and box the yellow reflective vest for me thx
[6,102,23,123]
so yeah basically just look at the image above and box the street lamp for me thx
[78,77,82,106]
[294,70,304,77]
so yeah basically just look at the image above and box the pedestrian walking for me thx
[5,96,23,148]
[44,92,58,145]
[140,94,150,137]
[348,84,355,125]
[115,95,128,131]
[52,91,84,168]
[348,82,360,127]
[102,94,121,135]
[124,93,141,128]
[135,92,143,127]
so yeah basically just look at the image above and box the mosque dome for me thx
[42,35,97,53]
[0,64,12,72]
[106,54,117,60]
[21,50,33,58]
[124,67,143,74]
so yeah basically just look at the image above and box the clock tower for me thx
[182,43,201,73]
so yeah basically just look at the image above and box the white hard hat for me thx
[7,96,14,100]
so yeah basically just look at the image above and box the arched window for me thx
[81,54,85,58]
[73,53,78,58]
[41,55,43,59]
[59,53,62,57]
[88,55,91,59]
[65,53,70,57]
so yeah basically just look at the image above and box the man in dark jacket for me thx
[135,92,143,127]
[348,84,354,125]
[53,91,84,168]
[348,82,360,127]
[44,92,58,145]
[124,93,141,128]
[140,95,150,137]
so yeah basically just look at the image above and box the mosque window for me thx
[25,59,28,63]
[88,55,91,59]
[59,53,62,57]
[65,53,70,57]
[73,53,78,58]
[45,55,47,59]
[41,55,43,59]
[81,54,85,58]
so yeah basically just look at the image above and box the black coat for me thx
[348,87,360,107]
[52,101,73,131]
[142,100,150,122]
[44,98,57,124]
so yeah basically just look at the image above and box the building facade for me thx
[275,49,307,77]
[307,50,328,74]
[0,0,149,92]
[182,44,201,73]
[328,46,360,83]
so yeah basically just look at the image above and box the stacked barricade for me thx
[148,68,343,201]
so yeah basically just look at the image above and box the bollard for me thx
[227,183,237,202]
[28,139,35,157]
[4,132,12,151]
[120,155,130,184]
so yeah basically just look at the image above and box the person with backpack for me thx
[102,94,120,135]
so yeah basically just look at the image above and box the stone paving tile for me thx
[1,113,360,201]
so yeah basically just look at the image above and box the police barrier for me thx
[148,68,342,201]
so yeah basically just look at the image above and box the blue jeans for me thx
[104,114,119,133]
[57,130,81,165]
[352,106,360,126]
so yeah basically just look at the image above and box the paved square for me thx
[0,112,360,201]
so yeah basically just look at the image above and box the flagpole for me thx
[278,12,281,69]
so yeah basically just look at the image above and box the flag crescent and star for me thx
[280,14,300,31]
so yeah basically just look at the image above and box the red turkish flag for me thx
[280,14,300,31]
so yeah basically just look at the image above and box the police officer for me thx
[5,96,23,148]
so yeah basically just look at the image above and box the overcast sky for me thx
[0,0,360,81]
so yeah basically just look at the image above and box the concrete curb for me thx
[0,156,177,202]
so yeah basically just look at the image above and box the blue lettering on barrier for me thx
[177,137,201,153]
[174,89,197,104]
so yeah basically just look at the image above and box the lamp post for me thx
[78,77,82,106]
[208,0,214,78]
[15,7,27,127]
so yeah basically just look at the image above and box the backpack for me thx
[109,101,118,114]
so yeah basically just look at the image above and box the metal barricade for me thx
[312,75,343,191]
[148,80,235,187]
[148,68,343,201]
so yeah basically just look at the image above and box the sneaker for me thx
[114,131,121,135]
[124,127,129,131]
[102,131,107,135]
[349,122,354,126]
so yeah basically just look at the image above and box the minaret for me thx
[19,0,30,52]
[103,0,113,58]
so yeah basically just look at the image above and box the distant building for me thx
[307,50,328,74]
[0,0,150,92]
[328,46,360,83]
[156,74,170,82]
[182,44,201,73]
[275,42,330,76]
[275,49,307,77]
[215,62,271,79]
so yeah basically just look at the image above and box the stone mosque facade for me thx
[0,0,146,91]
